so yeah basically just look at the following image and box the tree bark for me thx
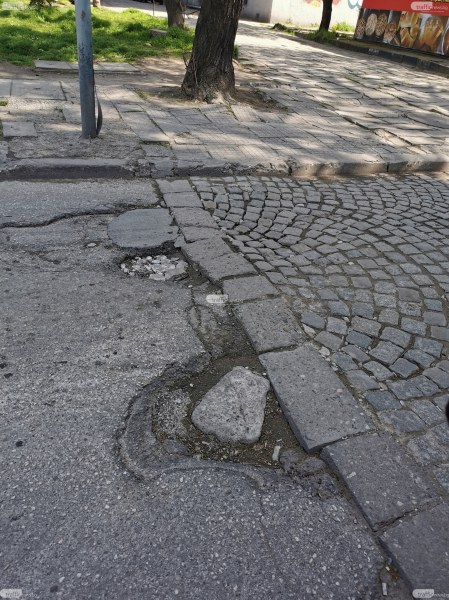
[165,0,185,28]
[181,0,244,103]
[319,0,333,30]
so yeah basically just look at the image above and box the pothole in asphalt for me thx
[152,355,304,468]
[120,253,188,281]
[150,277,306,468]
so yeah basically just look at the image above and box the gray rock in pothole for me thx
[191,367,270,444]
[108,208,177,250]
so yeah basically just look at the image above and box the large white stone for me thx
[191,367,269,444]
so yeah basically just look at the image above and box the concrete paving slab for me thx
[322,433,438,529]
[260,346,373,452]
[62,105,81,123]
[2,121,37,138]
[0,78,12,97]
[34,60,77,71]
[11,79,65,100]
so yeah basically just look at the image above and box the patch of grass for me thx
[305,29,338,43]
[0,6,194,65]
[0,99,8,106]
[331,21,355,33]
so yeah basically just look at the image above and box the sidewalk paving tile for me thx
[2,121,37,138]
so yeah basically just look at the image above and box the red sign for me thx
[362,0,449,15]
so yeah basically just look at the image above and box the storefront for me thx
[354,0,449,55]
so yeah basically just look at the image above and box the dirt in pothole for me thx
[151,278,305,468]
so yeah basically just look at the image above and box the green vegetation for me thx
[305,29,338,42]
[0,99,8,106]
[331,21,355,32]
[0,6,194,65]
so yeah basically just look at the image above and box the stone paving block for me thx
[380,327,411,348]
[407,429,449,466]
[181,227,223,243]
[236,298,301,353]
[381,504,449,591]
[182,237,231,263]
[322,433,437,529]
[346,370,380,392]
[414,337,443,357]
[2,122,37,138]
[301,312,325,329]
[405,349,434,369]
[391,358,419,378]
[158,179,194,194]
[107,208,176,250]
[430,326,449,342]
[370,341,404,364]
[365,390,401,411]
[260,346,372,452]
[379,410,426,433]
[222,275,278,303]
[423,367,449,389]
[163,192,202,208]
[172,208,218,229]
[315,331,342,351]
[410,400,445,425]
[346,331,372,349]
[196,252,256,284]
[388,379,422,400]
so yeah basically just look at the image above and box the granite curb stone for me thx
[222,275,279,303]
[322,433,438,529]
[380,503,449,591]
[259,346,372,452]
[0,159,135,180]
[236,298,302,353]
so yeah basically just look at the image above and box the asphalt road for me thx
[0,178,410,600]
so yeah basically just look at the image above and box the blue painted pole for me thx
[75,0,97,138]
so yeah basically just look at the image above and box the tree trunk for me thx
[165,0,185,28]
[319,0,333,30]
[182,0,244,103]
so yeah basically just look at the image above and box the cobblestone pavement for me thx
[192,172,449,485]
[1,21,449,177]
[157,172,449,591]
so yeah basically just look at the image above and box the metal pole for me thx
[75,0,97,138]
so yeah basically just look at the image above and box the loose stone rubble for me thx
[121,254,187,281]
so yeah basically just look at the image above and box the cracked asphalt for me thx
[0,179,411,600]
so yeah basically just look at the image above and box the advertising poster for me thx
[354,0,449,55]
